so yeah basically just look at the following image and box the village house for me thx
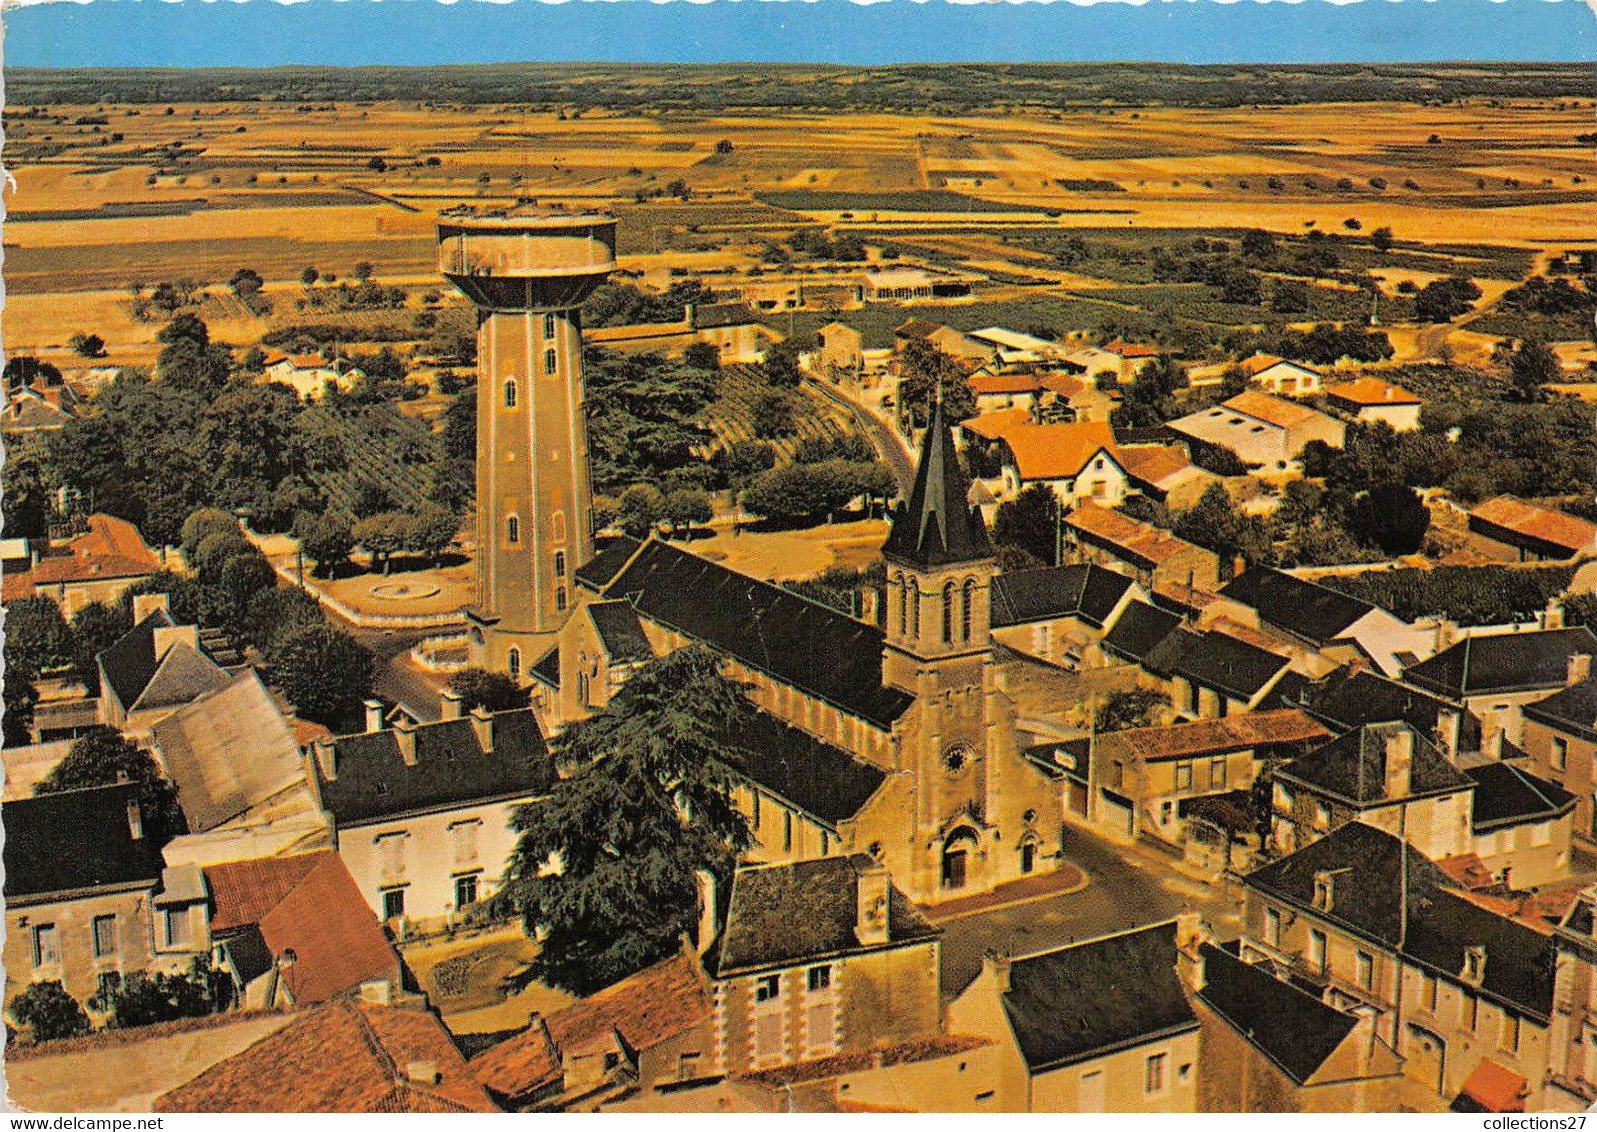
[1269,722,1476,860]
[1400,625,1597,747]
[1168,391,1345,476]
[1039,371,1116,425]
[996,421,1128,508]
[967,326,1073,365]
[1150,626,1295,722]
[155,997,497,1113]
[1063,501,1222,594]
[1063,345,1131,386]
[1239,822,1565,1111]
[1546,887,1597,1111]
[1465,496,1597,563]
[987,560,1143,669]
[946,920,1201,1112]
[1086,710,1327,848]
[1462,761,1575,887]
[4,514,162,615]
[1520,674,1597,844]
[2,381,76,435]
[1324,377,1424,432]
[816,320,864,376]
[1278,663,1473,754]
[308,696,556,930]
[1192,938,1406,1112]
[967,371,1043,416]
[1241,356,1323,398]
[892,319,995,368]
[1101,338,1164,382]
[2,783,207,1023]
[200,850,403,1010]
[96,594,235,737]
[262,352,364,401]
[1114,444,1219,510]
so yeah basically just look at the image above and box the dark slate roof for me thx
[1277,723,1474,807]
[1168,630,1289,700]
[601,540,914,728]
[1220,566,1380,645]
[990,563,1134,630]
[3,783,165,900]
[1465,762,1576,831]
[1243,823,1555,1019]
[690,302,759,330]
[588,600,654,664]
[1283,666,1473,744]
[1403,627,1597,699]
[317,709,555,825]
[575,535,643,592]
[1523,676,1597,741]
[726,709,888,826]
[132,641,232,712]
[529,646,560,691]
[1196,943,1358,1086]
[880,398,994,570]
[97,607,176,711]
[710,855,937,976]
[1001,921,1197,1073]
[1101,601,1182,668]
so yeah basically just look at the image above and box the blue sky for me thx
[4,0,1592,69]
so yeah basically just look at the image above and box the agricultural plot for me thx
[298,401,441,524]
[698,364,860,463]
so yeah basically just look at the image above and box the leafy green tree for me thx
[68,332,106,358]
[4,672,40,748]
[449,668,532,713]
[992,485,1058,567]
[683,342,721,372]
[897,340,974,429]
[8,981,90,1043]
[1509,338,1559,404]
[198,384,301,516]
[3,446,54,540]
[583,347,715,496]
[1095,688,1168,733]
[663,488,713,538]
[615,484,665,540]
[180,508,239,563]
[1271,280,1309,314]
[1370,226,1395,252]
[497,647,754,995]
[715,440,776,491]
[228,267,264,300]
[406,504,460,563]
[1240,229,1276,260]
[244,586,324,657]
[156,314,231,394]
[268,624,375,728]
[70,600,134,692]
[751,391,796,439]
[5,596,76,680]
[300,265,319,286]
[352,512,410,574]
[298,513,353,577]
[1174,483,1270,567]
[91,959,234,1029]
[1347,482,1431,556]
[36,726,186,842]
[1561,591,1597,628]
[1414,276,1482,323]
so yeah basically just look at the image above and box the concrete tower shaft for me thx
[437,207,617,676]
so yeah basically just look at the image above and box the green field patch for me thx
[756,189,1040,214]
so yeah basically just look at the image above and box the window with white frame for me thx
[1264,907,1282,948]
[377,831,408,880]
[92,914,118,960]
[1144,1051,1168,1095]
[804,964,838,1056]
[449,819,481,867]
[31,923,60,968]
[163,907,191,949]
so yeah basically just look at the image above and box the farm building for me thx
[1466,496,1597,562]
[1168,391,1345,476]
[996,421,1127,508]
[263,353,364,401]
[1324,377,1422,431]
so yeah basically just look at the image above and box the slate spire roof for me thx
[881,396,993,569]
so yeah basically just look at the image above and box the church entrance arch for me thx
[941,828,979,890]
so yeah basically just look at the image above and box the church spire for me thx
[881,395,994,569]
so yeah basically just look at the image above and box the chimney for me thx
[1543,599,1565,632]
[1434,707,1460,759]
[694,868,718,956]
[982,952,1011,995]
[364,699,384,733]
[1569,653,1591,686]
[470,705,494,753]
[404,1061,440,1087]
[126,797,143,841]
[854,859,890,946]
[1383,727,1414,800]
[440,689,464,720]
[393,717,418,767]
[313,738,338,781]
[150,623,200,660]
[131,592,170,623]
[1175,910,1208,993]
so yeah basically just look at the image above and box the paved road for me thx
[935,823,1244,1000]
[323,611,443,723]
[806,378,916,495]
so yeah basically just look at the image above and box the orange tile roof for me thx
[1324,377,1421,406]
[473,951,711,1100]
[1039,373,1085,397]
[24,514,159,587]
[1436,853,1495,891]
[968,372,1042,396]
[1109,710,1329,762]
[1222,390,1325,431]
[1237,353,1284,376]
[1470,495,1597,554]
[961,407,1031,441]
[1065,501,1203,567]
[204,851,401,1004]
[156,1000,496,1113]
[286,353,329,370]
[1104,337,1160,359]
[1115,444,1196,488]
[1002,421,1117,481]
[1459,1059,1528,1113]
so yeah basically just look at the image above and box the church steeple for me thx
[882,395,993,570]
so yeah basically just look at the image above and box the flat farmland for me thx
[5,87,1591,363]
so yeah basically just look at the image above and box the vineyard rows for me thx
[300,402,441,523]
[696,363,858,463]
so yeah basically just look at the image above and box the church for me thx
[520,401,1064,905]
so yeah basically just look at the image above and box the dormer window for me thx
[1312,870,1336,913]
[1462,944,1486,985]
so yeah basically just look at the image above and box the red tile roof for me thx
[1065,501,1204,567]
[472,951,711,1101]
[1039,373,1085,397]
[1104,337,1160,359]
[155,1000,496,1113]
[1115,444,1197,489]
[204,851,400,1004]
[1002,421,1117,481]
[23,514,160,587]
[1459,1059,1528,1113]
[1436,852,1495,891]
[1108,710,1328,762]
[1223,390,1326,431]
[960,408,1030,441]
[1237,353,1285,376]
[968,373,1042,396]
[1324,377,1421,407]
[1470,495,1597,554]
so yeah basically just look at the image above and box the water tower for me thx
[437,204,617,679]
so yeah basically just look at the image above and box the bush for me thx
[92,959,234,1029]
[450,667,531,713]
[9,981,90,1042]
